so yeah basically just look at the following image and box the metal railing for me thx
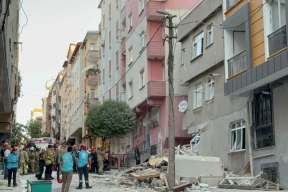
[268,25,287,56]
[228,50,247,77]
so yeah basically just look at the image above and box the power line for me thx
[19,0,28,36]
[99,22,163,98]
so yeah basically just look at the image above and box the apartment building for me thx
[80,31,103,147]
[177,0,249,173]
[42,79,55,134]
[0,0,20,142]
[97,0,202,157]
[31,108,42,120]
[223,0,288,187]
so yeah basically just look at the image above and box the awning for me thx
[81,64,95,73]
[187,121,210,134]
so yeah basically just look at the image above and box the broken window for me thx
[190,132,200,154]
[230,120,246,152]
[253,89,274,149]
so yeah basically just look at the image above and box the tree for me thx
[41,132,50,137]
[85,100,136,170]
[10,123,26,145]
[26,119,42,138]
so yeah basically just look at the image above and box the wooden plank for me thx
[173,182,192,191]
[218,184,256,190]
[239,162,250,176]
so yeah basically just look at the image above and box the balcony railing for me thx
[147,80,166,98]
[147,41,165,60]
[86,74,99,85]
[268,25,287,56]
[227,50,247,78]
[226,0,239,10]
[86,49,100,63]
[146,0,165,21]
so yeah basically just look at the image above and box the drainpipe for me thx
[246,97,254,176]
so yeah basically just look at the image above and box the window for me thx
[139,0,145,13]
[129,47,133,64]
[128,80,133,99]
[270,0,286,32]
[230,120,246,152]
[194,83,203,108]
[116,51,119,66]
[90,89,95,98]
[253,89,274,149]
[192,32,204,59]
[109,31,111,46]
[181,48,185,65]
[140,32,145,49]
[116,20,119,36]
[206,24,213,46]
[129,13,133,29]
[103,68,105,83]
[109,3,111,18]
[139,69,145,88]
[206,78,214,100]
[102,14,105,28]
[109,60,111,75]
[226,0,239,9]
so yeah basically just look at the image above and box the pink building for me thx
[119,0,200,156]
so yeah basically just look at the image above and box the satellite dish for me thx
[143,116,149,126]
[178,100,188,112]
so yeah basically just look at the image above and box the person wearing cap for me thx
[28,146,36,174]
[97,145,105,175]
[19,147,29,175]
[59,146,74,192]
[4,145,11,179]
[135,144,141,165]
[7,147,18,187]
[75,144,92,189]
[44,145,54,180]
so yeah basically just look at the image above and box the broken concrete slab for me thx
[175,155,224,178]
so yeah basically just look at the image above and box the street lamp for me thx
[156,9,177,189]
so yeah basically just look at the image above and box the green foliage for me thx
[26,119,42,138]
[41,132,50,137]
[85,100,136,140]
[11,123,26,145]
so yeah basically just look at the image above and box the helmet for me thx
[97,145,101,148]
[57,178,63,183]
[80,144,87,150]
[11,147,17,152]
[51,164,56,171]
[30,147,34,151]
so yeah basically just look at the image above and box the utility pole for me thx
[157,9,177,189]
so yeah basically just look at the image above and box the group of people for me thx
[1,142,108,192]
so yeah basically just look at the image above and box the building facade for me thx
[223,0,288,188]
[178,0,249,173]
[0,0,20,142]
[31,108,43,120]
[42,79,55,134]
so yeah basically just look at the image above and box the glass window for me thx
[271,0,286,32]
[129,81,133,98]
[230,120,246,152]
[206,78,214,100]
[206,24,213,46]
[192,32,204,59]
[181,49,185,65]
[139,69,145,88]
[140,32,145,49]
[194,83,203,108]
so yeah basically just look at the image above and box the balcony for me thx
[86,74,99,85]
[146,0,165,21]
[147,80,166,98]
[86,47,100,63]
[268,25,287,57]
[227,50,247,78]
[147,41,165,60]
[86,98,99,110]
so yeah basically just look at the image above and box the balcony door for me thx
[270,0,286,33]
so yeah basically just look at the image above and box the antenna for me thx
[178,100,188,113]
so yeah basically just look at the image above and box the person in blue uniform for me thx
[7,147,18,187]
[75,144,92,189]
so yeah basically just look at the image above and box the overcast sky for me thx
[17,0,101,124]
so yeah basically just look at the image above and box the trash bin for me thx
[27,180,52,192]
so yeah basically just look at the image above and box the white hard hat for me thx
[30,147,34,150]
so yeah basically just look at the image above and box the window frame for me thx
[129,47,133,64]
[206,78,215,101]
[192,31,204,59]
[181,48,185,65]
[193,83,203,109]
[139,68,145,89]
[253,89,274,149]
[140,32,145,49]
[90,89,96,98]
[206,23,213,46]
[129,13,133,29]
[230,120,246,152]
[128,80,133,99]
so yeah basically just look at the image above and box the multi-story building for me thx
[42,79,55,134]
[223,0,288,187]
[80,31,102,147]
[31,108,43,120]
[0,0,20,142]
[98,0,202,157]
[48,72,63,140]
[178,0,249,174]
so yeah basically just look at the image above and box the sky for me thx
[16,0,101,124]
